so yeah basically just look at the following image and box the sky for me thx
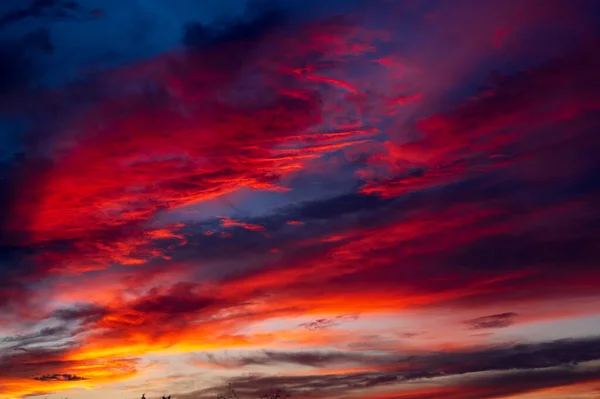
[1,1,600,398]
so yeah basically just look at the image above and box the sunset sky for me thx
[1,1,600,398]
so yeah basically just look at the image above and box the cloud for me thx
[51,303,109,328]
[0,0,599,398]
[464,313,518,330]
[299,314,360,331]
[364,366,600,399]
[0,0,81,28]
[182,364,600,399]
[181,2,287,51]
[33,373,87,382]
[0,344,137,398]
[209,335,600,374]
[0,2,395,327]
[130,283,220,319]
[183,337,600,398]
[360,43,600,198]
[193,350,373,369]
[4,14,380,251]
[220,216,267,233]
[0,28,54,105]
[0,326,69,348]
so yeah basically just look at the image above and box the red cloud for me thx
[360,43,600,198]
[220,216,266,233]
[6,16,388,283]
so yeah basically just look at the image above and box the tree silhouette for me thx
[216,383,291,399]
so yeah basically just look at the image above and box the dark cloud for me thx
[283,192,392,222]
[184,337,600,398]
[0,244,38,315]
[448,213,600,274]
[224,336,600,376]
[180,1,289,80]
[197,349,372,369]
[33,373,87,382]
[0,326,69,348]
[0,0,80,28]
[182,1,287,51]
[52,303,109,324]
[131,283,219,316]
[299,314,360,331]
[416,336,600,375]
[464,313,518,330]
[182,364,600,399]
[0,347,75,380]
[382,366,600,399]
[0,343,137,387]
[0,28,54,103]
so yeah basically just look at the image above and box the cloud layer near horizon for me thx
[1,1,600,398]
